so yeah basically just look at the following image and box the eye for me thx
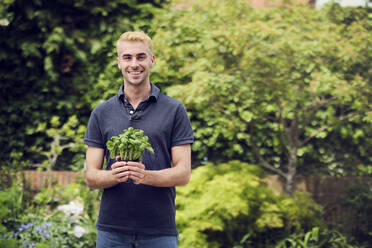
[122,55,131,61]
[137,55,147,61]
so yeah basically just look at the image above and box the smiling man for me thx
[84,31,194,248]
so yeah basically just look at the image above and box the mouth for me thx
[128,71,143,75]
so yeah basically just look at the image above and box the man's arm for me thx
[129,144,191,187]
[85,146,132,189]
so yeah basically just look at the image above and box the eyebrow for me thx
[122,52,147,57]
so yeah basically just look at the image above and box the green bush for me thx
[11,212,96,248]
[176,161,323,248]
[276,227,356,248]
[0,174,101,247]
[152,0,372,194]
[0,173,33,235]
[341,182,372,247]
[1,0,165,170]
[0,179,27,247]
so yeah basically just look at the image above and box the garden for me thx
[1,0,371,247]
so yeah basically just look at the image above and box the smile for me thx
[128,71,143,75]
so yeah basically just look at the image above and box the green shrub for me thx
[1,174,100,247]
[341,182,372,247]
[11,212,96,248]
[276,227,356,248]
[0,176,31,246]
[176,161,323,248]
[33,180,101,223]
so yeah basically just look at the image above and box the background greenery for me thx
[1,0,371,247]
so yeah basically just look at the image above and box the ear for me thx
[150,55,155,67]
[116,57,121,69]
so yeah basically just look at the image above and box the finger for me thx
[128,170,145,182]
[128,170,145,177]
[115,171,131,181]
[112,168,128,176]
[118,175,130,183]
[111,161,127,169]
[127,161,145,169]
[111,166,130,175]
[125,165,145,174]
[129,175,143,184]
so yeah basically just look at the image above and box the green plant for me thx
[11,212,96,248]
[176,161,323,248]
[0,174,99,247]
[106,127,154,161]
[276,227,356,248]
[0,176,32,247]
[30,115,87,172]
[15,182,101,248]
[1,0,164,171]
[341,182,372,246]
[0,176,27,231]
[0,237,18,248]
[153,0,372,194]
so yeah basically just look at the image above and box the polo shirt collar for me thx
[117,82,160,102]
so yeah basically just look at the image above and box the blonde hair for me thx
[116,31,153,54]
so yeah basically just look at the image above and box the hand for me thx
[110,159,130,183]
[126,161,146,185]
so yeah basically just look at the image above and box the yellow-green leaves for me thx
[176,161,322,248]
[152,0,372,189]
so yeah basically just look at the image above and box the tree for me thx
[152,0,372,194]
[0,0,164,170]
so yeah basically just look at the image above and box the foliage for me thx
[300,3,372,177]
[0,173,101,247]
[0,175,29,232]
[0,176,33,247]
[176,161,323,248]
[28,115,87,172]
[152,0,372,193]
[0,186,21,247]
[0,0,164,170]
[106,127,154,161]
[276,227,356,248]
[11,210,96,248]
[340,182,372,246]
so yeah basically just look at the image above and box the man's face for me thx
[116,41,155,87]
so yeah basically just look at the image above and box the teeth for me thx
[129,71,142,75]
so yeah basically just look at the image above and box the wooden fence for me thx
[21,170,78,191]
[2,170,370,236]
[16,171,371,199]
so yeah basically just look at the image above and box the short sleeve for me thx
[171,103,194,147]
[84,109,105,148]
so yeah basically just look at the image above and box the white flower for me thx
[73,225,87,238]
[57,200,84,216]
[0,19,9,26]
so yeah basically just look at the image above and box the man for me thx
[84,31,194,248]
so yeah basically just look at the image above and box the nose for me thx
[130,58,139,67]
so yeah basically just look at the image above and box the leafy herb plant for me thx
[106,127,154,161]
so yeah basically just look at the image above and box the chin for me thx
[126,79,147,86]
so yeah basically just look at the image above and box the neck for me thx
[124,82,151,109]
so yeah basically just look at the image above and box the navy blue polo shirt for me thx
[84,83,194,236]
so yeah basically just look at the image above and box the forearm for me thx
[142,161,191,187]
[140,144,192,187]
[85,168,118,189]
[85,146,124,189]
